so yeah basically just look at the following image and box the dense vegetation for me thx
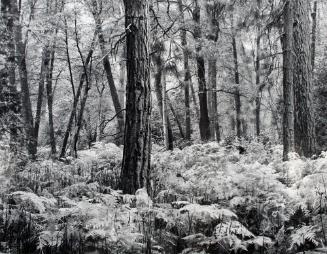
[1,0,327,253]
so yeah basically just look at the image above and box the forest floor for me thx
[1,140,327,254]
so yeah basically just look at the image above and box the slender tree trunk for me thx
[208,60,220,142]
[93,8,124,144]
[193,0,211,141]
[34,44,50,150]
[153,55,173,150]
[232,36,242,139]
[168,97,185,139]
[60,37,96,158]
[255,0,262,137]
[46,39,57,156]
[162,73,173,150]
[282,0,295,161]
[178,0,191,140]
[293,0,316,157]
[121,0,151,194]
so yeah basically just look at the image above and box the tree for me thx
[121,0,151,194]
[282,0,295,161]
[292,0,316,157]
[193,0,211,141]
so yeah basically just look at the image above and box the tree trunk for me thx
[232,36,242,139]
[208,60,220,142]
[255,0,262,137]
[60,37,96,158]
[282,0,295,161]
[92,6,124,145]
[193,0,211,141]
[121,0,151,194]
[311,1,317,71]
[162,73,173,150]
[178,0,191,140]
[46,38,57,156]
[293,0,316,157]
[168,97,185,139]
[12,0,35,158]
[0,0,21,154]
[34,44,51,151]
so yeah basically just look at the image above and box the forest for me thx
[0,0,327,253]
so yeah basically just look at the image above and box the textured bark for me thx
[121,0,151,194]
[178,0,191,140]
[293,0,316,157]
[162,73,173,150]
[92,3,124,144]
[193,0,211,141]
[282,0,295,161]
[12,0,35,157]
[168,97,185,139]
[311,1,317,71]
[0,0,21,154]
[232,36,242,139]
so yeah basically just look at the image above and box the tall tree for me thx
[178,0,191,140]
[0,0,21,154]
[292,0,316,157]
[121,0,151,194]
[193,0,211,141]
[282,0,295,161]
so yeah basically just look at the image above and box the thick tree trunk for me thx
[232,36,242,139]
[12,0,35,158]
[178,0,191,140]
[193,0,211,141]
[293,0,316,157]
[93,9,124,145]
[0,0,21,154]
[282,0,295,161]
[121,0,151,194]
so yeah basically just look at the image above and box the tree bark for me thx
[12,0,35,158]
[162,73,173,150]
[232,36,242,139]
[293,0,316,157]
[168,97,185,139]
[255,0,262,137]
[193,0,211,141]
[311,1,317,71]
[0,0,21,154]
[282,0,295,161]
[121,0,151,194]
[178,0,191,140]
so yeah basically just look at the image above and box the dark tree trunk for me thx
[0,0,21,154]
[178,0,191,140]
[60,37,96,158]
[46,40,57,156]
[282,0,295,161]
[12,0,35,158]
[255,0,262,137]
[121,0,151,194]
[34,44,51,150]
[232,36,242,139]
[193,0,211,141]
[293,0,316,157]
[168,97,185,139]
